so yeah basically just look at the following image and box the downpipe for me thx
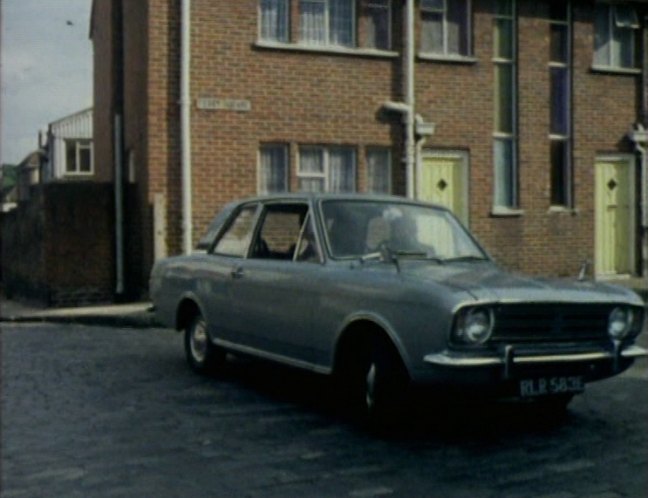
[180,0,193,254]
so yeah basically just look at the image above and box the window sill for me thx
[490,207,524,217]
[418,53,477,64]
[254,41,398,59]
[548,206,579,215]
[590,65,641,76]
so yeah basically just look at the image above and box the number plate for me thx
[519,376,584,398]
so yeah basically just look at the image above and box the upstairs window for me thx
[299,0,355,47]
[420,0,471,56]
[65,139,93,175]
[594,3,639,70]
[363,0,391,50]
[260,0,290,42]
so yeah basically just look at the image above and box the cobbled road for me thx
[1,323,647,498]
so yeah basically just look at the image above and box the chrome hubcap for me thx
[190,321,208,363]
[365,363,377,410]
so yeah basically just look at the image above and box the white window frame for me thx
[298,145,357,192]
[366,147,392,194]
[259,0,290,43]
[365,0,391,50]
[492,0,519,213]
[593,3,639,71]
[65,139,94,176]
[299,0,356,48]
[420,0,472,57]
[258,144,289,194]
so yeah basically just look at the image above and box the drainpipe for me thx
[114,114,125,295]
[404,0,415,199]
[180,0,193,254]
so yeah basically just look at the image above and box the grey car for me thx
[150,194,646,419]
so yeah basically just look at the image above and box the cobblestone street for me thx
[1,323,647,498]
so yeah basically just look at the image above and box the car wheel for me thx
[184,313,225,374]
[349,335,409,426]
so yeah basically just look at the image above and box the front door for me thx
[595,156,635,277]
[419,151,468,225]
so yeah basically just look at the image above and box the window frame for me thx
[258,144,290,194]
[593,2,639,71]
[64,139,94,176]
[364,0,392,50]
[298,0,356,48]
[298,145,357,193]
[549,1,573,209]
[366,147,392,194]
[259,0,290,42]
[492,0,519,213]
[419,0,472,58]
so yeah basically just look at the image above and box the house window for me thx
[493,0,517,209]
[363,0,391,50]
[420,0,471,56]
[298,146,356,192]
[65,139,93,175]
[594,3,639,69]
[299,0,354,47]
[550,2,572,207]
[260,0,290,42]
[259,144,289,194]
[366,148,391,194]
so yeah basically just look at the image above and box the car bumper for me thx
[422,343,647,381]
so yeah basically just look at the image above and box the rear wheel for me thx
[184,313,226,374]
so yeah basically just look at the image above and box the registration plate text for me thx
[519,376,584,397]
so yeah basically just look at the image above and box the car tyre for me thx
[345,334,409,428]
[184,313,226,374]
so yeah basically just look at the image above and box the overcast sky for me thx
[1,0,93,165]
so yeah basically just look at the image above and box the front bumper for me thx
[423,343,647,380]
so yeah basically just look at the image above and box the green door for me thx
[595,158,634,277]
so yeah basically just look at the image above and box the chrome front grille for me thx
[490,304,614,343]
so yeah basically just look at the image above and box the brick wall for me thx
[97,0,645,296]
[1,184,115,306]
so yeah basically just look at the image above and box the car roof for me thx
[234,193,449,211]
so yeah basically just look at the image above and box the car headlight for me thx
[453,307,494,345]
[608,307,633,340]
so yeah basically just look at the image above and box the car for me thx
[150,194,647,420]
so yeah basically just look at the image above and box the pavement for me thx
[0,277,646,330]
[0,296,157,328]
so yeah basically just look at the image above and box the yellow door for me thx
[595,158,634,277]
[420,153,467,224]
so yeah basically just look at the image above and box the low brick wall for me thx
[1,183,115,306]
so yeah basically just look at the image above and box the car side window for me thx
[295,214,322,263]
[250,204,309,260]
[213,204,258,257]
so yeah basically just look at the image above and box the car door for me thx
[227,201,325,365]
[202,202,260,344]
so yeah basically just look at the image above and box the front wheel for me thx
[184,314,226,374]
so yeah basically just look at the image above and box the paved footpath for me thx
[1,323,647,498]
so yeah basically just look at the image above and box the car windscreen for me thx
[320,200,486,261]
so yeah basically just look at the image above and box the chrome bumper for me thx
[424,344,648,379]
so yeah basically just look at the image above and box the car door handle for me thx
[230,267,245,279]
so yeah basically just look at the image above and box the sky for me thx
[1,0,93,165]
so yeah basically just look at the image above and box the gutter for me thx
[180,0,193,254]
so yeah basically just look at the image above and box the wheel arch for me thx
[175,294,205,332]
[332,315,412,380]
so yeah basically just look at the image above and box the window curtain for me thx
[261,0,288,41]
[300,0,326,44]
[367,149,390,193]
[261,146,287,193]
[299,148,325,192]
[329,148,355,192]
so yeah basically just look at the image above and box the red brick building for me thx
[92,0,648,299]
